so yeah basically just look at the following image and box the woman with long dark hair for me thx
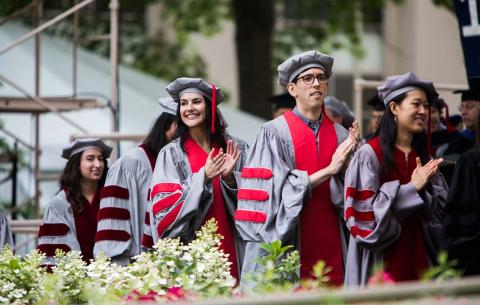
[38,138,112,266]
[94,98,177,265]
[344,73,448,286]
[145,77,248,281]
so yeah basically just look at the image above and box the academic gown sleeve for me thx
[0,212,14,250]
[220,137,250,219]
[235,126,310,244]
[329,123,350,215]
[443,150,480,275]
[94,158,145,265]
[148,142,214,243]
[344,145,447,286]
[37,193,81,266]
[344,144,446,251]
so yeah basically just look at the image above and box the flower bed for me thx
[0,218,474,305]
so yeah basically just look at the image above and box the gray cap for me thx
[166,77,225,104]
[158,96,177,115]
[61,138,112,160]
[377,72,439,106]
[324,96,355,121]
[277,50,334,87]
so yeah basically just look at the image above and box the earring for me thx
[394,115,398,123]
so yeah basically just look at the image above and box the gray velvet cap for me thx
[166,77,225,104]
[377,72,439,106]
[277,50,334,87]
[324,96,355,121]
[158,96,177,115]
[61,138,112,160]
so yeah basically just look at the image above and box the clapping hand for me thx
[411,157,443,191]
[221,140,240,180]
[328,136,355,175]
[205,148,226,182]
[348,120,361,149]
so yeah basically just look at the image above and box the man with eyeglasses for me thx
[438,89,480,184]
[440,90,480,155]
[235,50,360,286]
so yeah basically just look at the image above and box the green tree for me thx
[148,0,407,118]
[1,0,455,118]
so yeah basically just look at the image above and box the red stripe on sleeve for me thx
[95,230,131,242]
[156,201,184,237]
[37,244,71,257]
[151,183,182,199]
[98,207,130,221]
[237,188,269,201]
[350,225,373,238]
[152,192,182,215]
[100,185,129,200]
[345,207,375,222]
[144,212,150,226]
[241,167,273,180]
[141,234,154,248]
[234,209,267,223]
[38,223,70,237]
[346,187,376,201]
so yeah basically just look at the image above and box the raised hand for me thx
[327,137,355,175]
[411,157,443,191]
[221,140,240,179]
[205,148,226,182]
[348,120,361,149]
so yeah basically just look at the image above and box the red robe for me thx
[369,137,429,281]
[184,135,239,280]
[284,110,344,285]
[73,190,101,262]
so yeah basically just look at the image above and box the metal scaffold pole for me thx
[110,0,120,161]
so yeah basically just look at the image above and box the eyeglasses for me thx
[458,102,479,111]
[296,74,328,85]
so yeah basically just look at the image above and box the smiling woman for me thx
[144,77,249,282]
[37,138,112,268]
[344,72,448,287]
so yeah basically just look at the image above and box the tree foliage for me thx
[0,0,456,117]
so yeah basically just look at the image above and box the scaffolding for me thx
[0,0,119,230]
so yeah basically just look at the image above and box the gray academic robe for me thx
[37,190,82,266]
[235,114,348,282]
[0,212,14,250]
[343,143,447,287]
[145,136,248,277]
[94,146,155,265]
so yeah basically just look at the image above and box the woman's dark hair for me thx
[59,152,108,213]
[378,92,430,175]
[143,112,177,156]
[175,96,228,151]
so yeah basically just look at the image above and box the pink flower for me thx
[367,271,396,286]
[166,286,187,301]
[125,290,160,302]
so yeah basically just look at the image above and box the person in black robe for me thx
[443,107,480,276]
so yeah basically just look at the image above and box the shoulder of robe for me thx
[47,191,71,214]
[110,147,148,173]
[352,143,379,166]
[260,117,292,143]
